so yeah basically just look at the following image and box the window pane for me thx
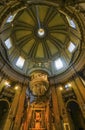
[6,14,16,23]
[68,42,76,53]
[66,16,76,28]
[5,38,12,49]
[69,20,76,28]
[16,56,25,69]
[55,58,63,70]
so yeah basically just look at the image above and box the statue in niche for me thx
[35,112,41,128]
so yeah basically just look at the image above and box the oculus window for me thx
[55,58,63,70]
[16,56,25,69]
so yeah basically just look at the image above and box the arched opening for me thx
[0,99,10,130]
[67,101,85,130]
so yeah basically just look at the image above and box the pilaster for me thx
[45,101,50,130]
[13,85,27,130]
[3,85,21,130]
[56,85,71,130]
[51,86,61,130]
[71,77,85,118]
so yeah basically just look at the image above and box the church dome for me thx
[0,0,84,81]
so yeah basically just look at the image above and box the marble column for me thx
[75,76,85,101]
[26,105,32,130]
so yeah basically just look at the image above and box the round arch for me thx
[66,100,85,130]
[0,99,10,130]
[0,99,10,108]
[65,99,79,108]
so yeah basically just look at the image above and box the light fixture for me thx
[4,81,11,87]
[65,84,68,89]
[65,83,71,89]
[14,86,19,90]
[59,87,63,91]
[68,83,71,87]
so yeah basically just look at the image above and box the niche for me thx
[67,101,85,130]
[0,99,9,129]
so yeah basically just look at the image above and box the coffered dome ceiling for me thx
[0,0,85,77]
